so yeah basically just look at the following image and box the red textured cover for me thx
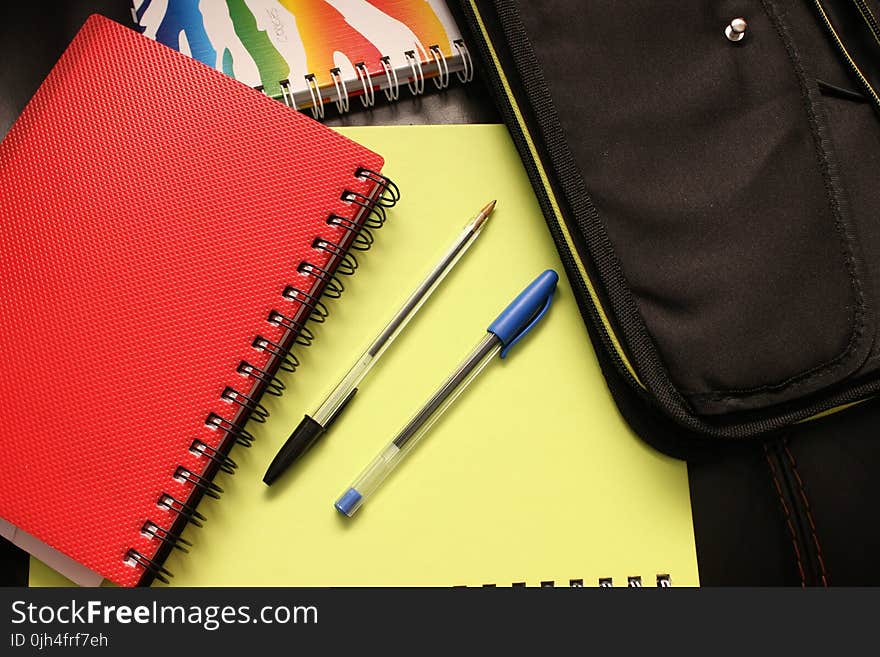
[0,15,384,586]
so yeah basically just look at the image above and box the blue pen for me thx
[335,269,559,517]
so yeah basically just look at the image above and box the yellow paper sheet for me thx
[31,124,698,587]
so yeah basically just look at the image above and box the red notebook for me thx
[0,15,396,586]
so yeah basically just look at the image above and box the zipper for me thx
[463,0,880,435]
[464,0,643,392]
[814,0,880,110]
[852,0,880,48]
[808,2,880,419]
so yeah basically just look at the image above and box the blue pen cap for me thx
[487,269,559,358]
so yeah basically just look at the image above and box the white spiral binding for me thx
[355,62,376,108]
[380,56,401,101]
[262,41,474,117]
[280,79,295,109]
[429,45,450,89]
[454,39,474,83]
[304,73,325,119]
[404,50,426,95]
[330,68,350,113]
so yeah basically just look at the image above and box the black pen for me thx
[263,200,496,485]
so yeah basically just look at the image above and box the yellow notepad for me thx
[30,124,698,587]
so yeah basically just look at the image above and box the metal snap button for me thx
[725,17,748,42]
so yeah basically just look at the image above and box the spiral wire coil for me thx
[126,169,399,584]
[262,41,474,119]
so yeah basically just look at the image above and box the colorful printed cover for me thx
[132,1,465,99]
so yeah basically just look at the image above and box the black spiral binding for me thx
[267,310,315,345]
[126,169,398,586]
[125,549,173,585]
[237,361,286,396]
[297,262,345,299]
[205,412,255,448]
[157,493,207,528]
[328,214,374,251]
[252,335,301,373]
[473,574,673,587]
[141,522,192,553]
[221,386,271,423]
[282,286,329,323]
[174,466,224,500]
[190,439,237,475]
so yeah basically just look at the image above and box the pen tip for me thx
[472,200,496,231]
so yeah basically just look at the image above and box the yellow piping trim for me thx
[470,1,878,423]
[815,1,880,106]
[798,398,867,423]
[853,0,880,49]
[467,0,643,387]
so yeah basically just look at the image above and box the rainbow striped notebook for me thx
[131,0,473,118]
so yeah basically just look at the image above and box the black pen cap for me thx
[263,415,325,485]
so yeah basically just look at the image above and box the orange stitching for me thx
[783,442,829,586]
[765,444,806,587]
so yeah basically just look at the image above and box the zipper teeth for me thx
[815,0,880,108]
[852,0,880,47]
[465,0,643,390]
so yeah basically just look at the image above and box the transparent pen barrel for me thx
[391,336,501,457]
[367,221,485,363]
[351,444,404,499]
[336,335,501,517]
[335,443,403,517]
[313,352,373,425]
[314,220,486,426]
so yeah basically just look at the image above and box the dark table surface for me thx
[5,0,861,588]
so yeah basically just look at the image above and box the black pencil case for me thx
[453,0,880,448]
